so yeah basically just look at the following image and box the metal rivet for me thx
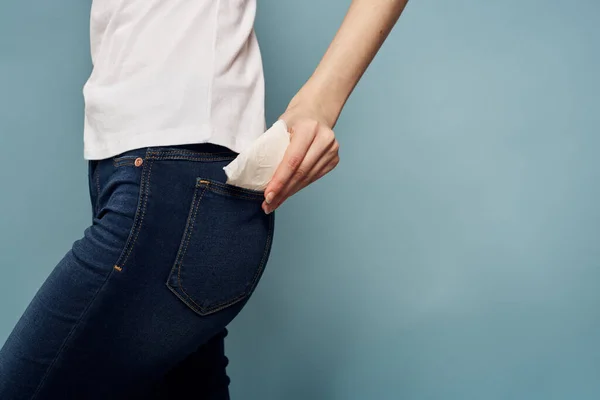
[134,158,143,167]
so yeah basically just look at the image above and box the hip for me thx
[88,143,275,315]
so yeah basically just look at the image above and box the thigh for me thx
[0,154,146,398]
[0,146,275,399]
[154,329,231,400]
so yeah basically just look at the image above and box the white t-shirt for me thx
[83,0,265,160]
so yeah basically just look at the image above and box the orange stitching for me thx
[120,158,153,267]
[113,265,122,272]
[113,151,153,271]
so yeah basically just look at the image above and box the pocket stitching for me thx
[168,183,274,316]
[207,187,263,201]
[204,212,274,314]
[175,184,209,310]
[198,178,264,200]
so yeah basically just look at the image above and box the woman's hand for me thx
[261,0,408,214]
[261,101,340,214]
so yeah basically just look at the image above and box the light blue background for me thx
[1,1,599,399]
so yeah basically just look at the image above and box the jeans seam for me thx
[146,149,236,162]
[31,269,116,399]
[148,149,235,156]
[95,165,100,215]
[175,185,209,311]
[114,151,153,270]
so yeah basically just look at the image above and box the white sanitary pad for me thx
[223,120,290,191]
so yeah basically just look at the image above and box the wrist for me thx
[288,77,348,128]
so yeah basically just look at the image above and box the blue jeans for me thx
[0,144,275,399]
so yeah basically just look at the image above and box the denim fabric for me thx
[0,144,275,399]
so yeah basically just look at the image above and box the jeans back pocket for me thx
[166,178,275,316]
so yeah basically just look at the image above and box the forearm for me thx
[291,0,408,127]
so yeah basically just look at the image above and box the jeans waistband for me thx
[112,143,238,167]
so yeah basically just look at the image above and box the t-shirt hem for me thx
[83,128,256,160]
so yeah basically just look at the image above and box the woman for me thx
[0,0,408,398]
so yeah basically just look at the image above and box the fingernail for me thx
[265,192,274,204]
[265,208,272,215]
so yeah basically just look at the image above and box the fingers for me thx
[262,122,339,214]
[263,121,317,204]
[266,140,339,211]
[273,132,331,199]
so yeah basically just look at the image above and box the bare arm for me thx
[263,0,409,213]
[293,0,408,127]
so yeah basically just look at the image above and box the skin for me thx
[262,0,410,214]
